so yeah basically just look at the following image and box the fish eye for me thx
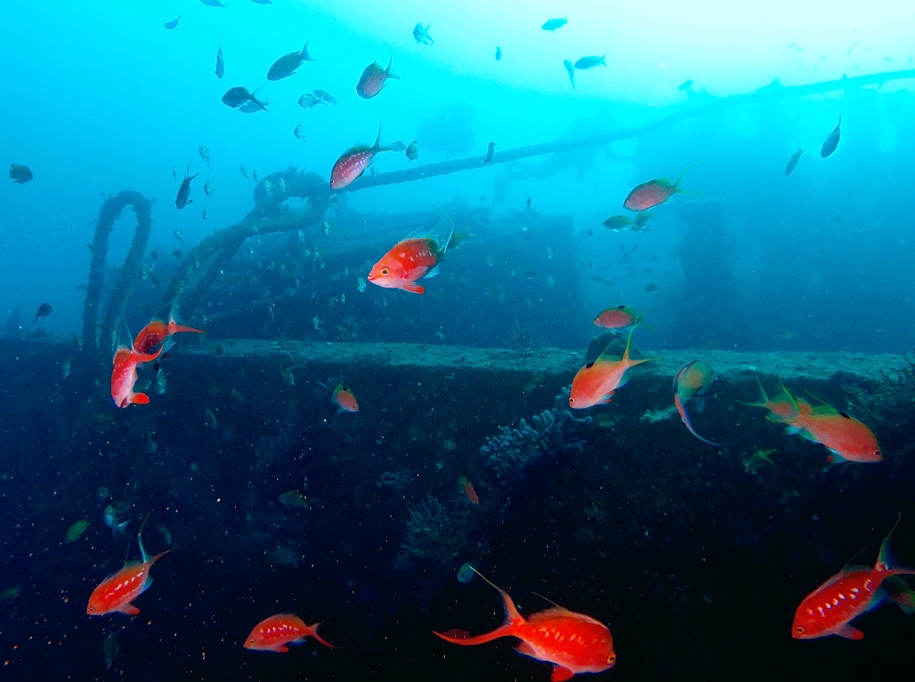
[795,626,805,634]
[585,361,594,369]
[608,654,617,665]
[875,450,881,457]
[380,267,389,276]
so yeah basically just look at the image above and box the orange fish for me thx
[458,476,479,505]
[592,305,644,330]
[569,326,653,409]
[434,569,616,681]
[368,227,453,294]
[111,346,162,408]
[740,378,806,422]
[356,51,398,99]
[87,536,167,616]
[133,316,205,355]
[623,167,690,211]
[793,517,915,640]
[769,395,881,463]
[244,613,336,653]
[332,382,359,412]
[673,360,727,447]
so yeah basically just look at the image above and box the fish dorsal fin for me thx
[470,568,524,625]
[876,513,903,571]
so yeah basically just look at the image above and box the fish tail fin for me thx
[373,123,383,149]
[674,394,728,447]
[306,622,338,649]
[302,41,314,60]
[600,54,607,66]
[130,392,151,405]
[620,324,656,366]
[434,623,517,646]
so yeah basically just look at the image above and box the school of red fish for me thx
[81,13,908,682]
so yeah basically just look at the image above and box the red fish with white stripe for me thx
[244,613,336,653]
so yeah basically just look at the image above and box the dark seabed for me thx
[2,2,915,681]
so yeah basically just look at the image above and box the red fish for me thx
[111,346,162,408]
[87,539,167,616]
[458,476,479,505]
[434,569,616,681]
[367,227,453,294]
[769,396,881,464]
[592,305,643,330]
[332,382,359,412]
[793,518,915,640]
[673,360,727,447]
[356,52,398,99]
[133,316,205,355]
[569,326,653,409]
[623,167,691,211]
[330,125,405,190]
[244,613,336,653]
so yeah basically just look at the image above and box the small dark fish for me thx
[297,92,323,109]
[820,115,842,158]
[103,632,119,670]
[525,196,532,208]
[172,249,183,259]
[249,0,273,4]
[203,180,212,196]
[33,303,52,324]
[542,18,567,31]
[482,141,495,164]
[632,211,653,231]
[202,209,207,220]
[175,166,197,209]
[9,164,33,183]
[239,164,248,179]
[312,88,337,104]
[171,166,177,179]
[221,87,268,112]
[200,0,226,8]
[149,250,158,260]
[215,41,225,79]
[784,145,805,175]
[239,95,269,113]
[574,55,606,69]
[678,79,694,91]
[413,23,433,45]
[645,283,659,293]
[495,46,502,61]
[267,42,314,81]
[563,60,575,88]
[163,15,181,30]
[198,145,211,168]
[603,215,631,230]
[405,140,418,161]
[294,124,306,142]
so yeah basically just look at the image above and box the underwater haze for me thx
[3,0,915,680]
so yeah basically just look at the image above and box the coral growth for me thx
[395,496,477,570]
[480,386,591,482]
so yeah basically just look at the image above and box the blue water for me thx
[2,2,915,680]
